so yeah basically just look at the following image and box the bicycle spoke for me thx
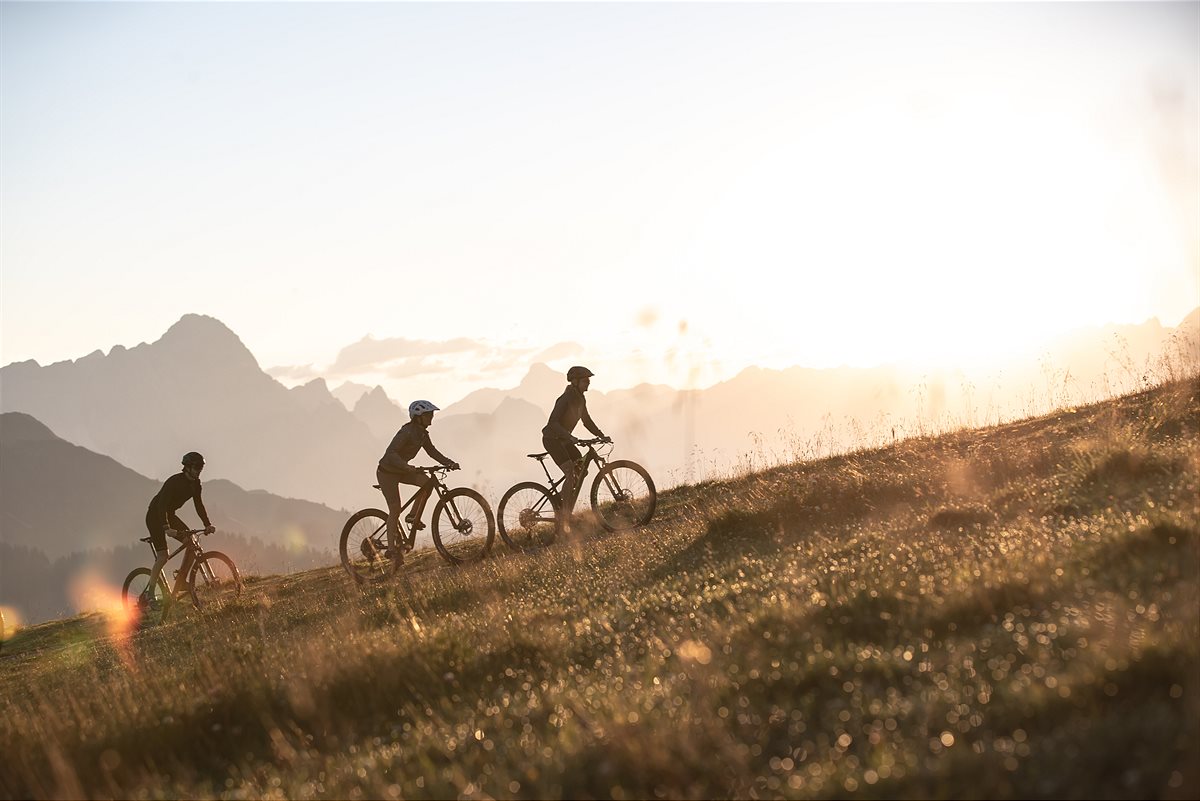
[592,462,656,532]
[190,553,242,611]
[499,484,558,550]
[340,509,402,583]
[432,488,494,564]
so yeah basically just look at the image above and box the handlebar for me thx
[575,437,613,447]
[417,465,459,474]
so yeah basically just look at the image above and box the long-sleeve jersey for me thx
[147,472,211,528]
[378,421,454,473]
[542,384,605,443]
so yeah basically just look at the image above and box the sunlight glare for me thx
[68,570,138,645]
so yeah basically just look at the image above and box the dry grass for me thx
[1,379,1197,800]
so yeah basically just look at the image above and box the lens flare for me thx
[0,605,23,640]
[285,525,308,553]
[67,569,139,665]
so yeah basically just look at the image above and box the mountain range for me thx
[0,411,346,559]
[2,310,1197,515]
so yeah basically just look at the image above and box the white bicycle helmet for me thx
[408,399,440,419]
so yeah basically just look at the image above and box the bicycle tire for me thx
[431,488,495,564]
[497,481,560,551]
[590,460,657,532]
[188,551,243,611]
[340,507,402,584]
[121,567,173,625]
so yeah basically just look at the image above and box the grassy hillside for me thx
[1,378,1197,799]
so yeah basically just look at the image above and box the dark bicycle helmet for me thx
[181,451,205,468]
[567,366,594,381]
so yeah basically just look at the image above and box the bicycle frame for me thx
[372,468,466,542]
[142,530,208,594]
[532,439,612,509]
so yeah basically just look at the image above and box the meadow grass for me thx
[1,378,1197,799]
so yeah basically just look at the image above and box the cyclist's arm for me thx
[422,432,456,468]
[580,403,605,439]
[193,483,213,529]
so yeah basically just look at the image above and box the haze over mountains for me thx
[0,412,346,560]
[2,310,1197,515]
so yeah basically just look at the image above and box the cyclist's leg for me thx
[175,550,196,594]
[395,467,433,528]
[165,514,195,592]
[376,467,405,548]
[543,437,582,531]
[143,511,169,603]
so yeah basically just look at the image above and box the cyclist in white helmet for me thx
[377,400,460,553]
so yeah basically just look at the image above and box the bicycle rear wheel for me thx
[431,488,495,564]
[188,551,243,611]
[590,460,657,532]
[340,508,402,583]
[497,481,559,550]
[122,567,173,625]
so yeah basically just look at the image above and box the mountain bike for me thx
[121,528,243,624]
[339,466,495,584]
[497,437,656,551]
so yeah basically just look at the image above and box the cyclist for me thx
[142,451,215,606]
[377,400,461,555]
[542,366,609,534]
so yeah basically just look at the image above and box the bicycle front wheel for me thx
[431,488,495,564]
[188,551,243,611]
[122,567,173,626]
[497,481,559,551]
[591,460,657,532]
[340,508,402,584]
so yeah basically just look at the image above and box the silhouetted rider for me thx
[144,451,214,600]
[378,400,460,554]
[542,365,609,534]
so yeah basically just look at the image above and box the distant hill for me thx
[0,315,382,509]
[0,411,347,559]
[441,362,565,417]
[352,385,406,441]
[331,380,373,410]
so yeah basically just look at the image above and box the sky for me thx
[2,1,1197,406]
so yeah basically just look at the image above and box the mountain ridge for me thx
[2,309,1195,510]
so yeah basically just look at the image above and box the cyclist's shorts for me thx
[144,509,169,552]
[542,436,582,471]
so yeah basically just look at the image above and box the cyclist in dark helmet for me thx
[377,400,461,556]
[542,366,609,534]
[142,451,215,605]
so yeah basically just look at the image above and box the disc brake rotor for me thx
[360,539,379,562]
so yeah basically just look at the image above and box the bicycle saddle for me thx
[526,452,550,460]
[139,536,153,543]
